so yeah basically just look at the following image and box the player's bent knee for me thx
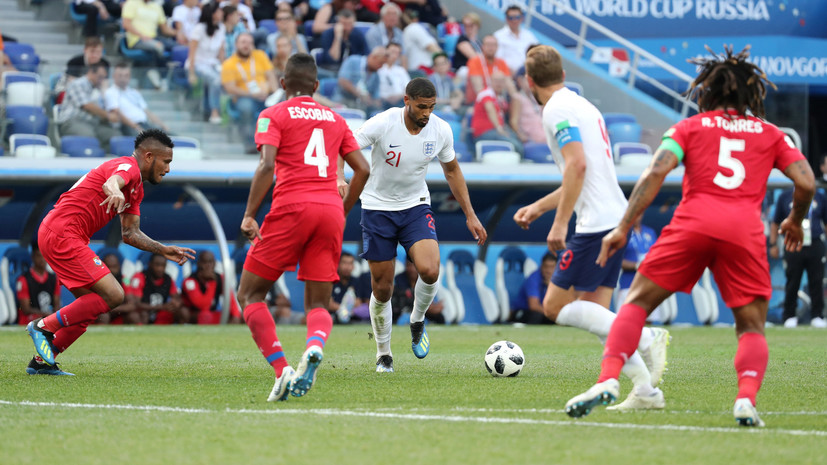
[103,287,125,309]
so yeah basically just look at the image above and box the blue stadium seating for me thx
[4,43,39,72]
[454,140,472,162]
[282,270,305,312]
[4,246,32,288]
[168,45,190,89]
[4,105,49,137]
[447,250,490,324]
[171,136,199,148]
[496,246,528,316]
[118,37,168,65]
[61,136,105,157]
[319,77,338,98]
[603,112,637,127]
[109,136,134,157]
[523,142,553,163]
[259,19,278,34]
[10,133,50,152]
[475,140,515,160]
[2,71,39,88]
[608,121,642,144]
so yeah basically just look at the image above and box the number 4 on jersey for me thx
[304,128,329,177]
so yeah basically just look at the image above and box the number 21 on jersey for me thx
[304,128,329,177]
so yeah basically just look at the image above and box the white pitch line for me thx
[2,400,826,437]
[436,407,827,416]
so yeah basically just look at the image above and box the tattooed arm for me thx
[779,159,816,252]
[121,214,196,265]
[595,149,678,266]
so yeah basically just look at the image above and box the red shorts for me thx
[38,226,110,291]
[244,202,344,282]
[639,225,771,308]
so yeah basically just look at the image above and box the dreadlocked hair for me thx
[685,45,776,118]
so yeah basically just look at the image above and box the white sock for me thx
[410,278,438,324]
[623,353,653,393]
[369,293,393,357]
[638,327,654,351]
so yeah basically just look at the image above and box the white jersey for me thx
[354,107,456,211]
[542,88,628,233]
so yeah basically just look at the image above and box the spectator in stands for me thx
[396,0,447,27]
[377,42,409,109]
[271,36,292,82]
[452,12,481,72]
[220,0,257,33]
[222,5,244,57]
[329,252,370,323]
[122,0,177,88]
[16,243,60,326]
[471,70,524,156]
[129,253,185,324]
[74,0,121,38]
[266,10,308,56]
[337,44,385,111]
[429,52,461,113]
[465,34,511,105]
[58,62,119,151]
[311,0,357,37]
[511,252,556,324]
[513,66,545,144]
[106,62,169,136]
[392,257,444,324]
[182,250,242,324]
[171,0,201,45]
[401,9,440,75]
[65,37,111,80]
[493,5,538,74]
[188,2,226,125]
[96,253,140,324]
[221,32,277,154]
[365,3,403,56]
[770,187,827,328]
[318,9,368,74]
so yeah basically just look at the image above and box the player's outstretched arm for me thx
[780,159,816,252]
[120,213,196,265]
[513,188,562,230]
[342,150,369,216]
[241,144,277,242]
[596,148,678,267]
[441,159,487,245]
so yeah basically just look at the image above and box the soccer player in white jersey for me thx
[343,77,487,372]
[513,45,670,411]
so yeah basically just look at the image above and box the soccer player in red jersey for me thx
[26,129,196,375]
[237,53,370,402]
[565,46,816,426]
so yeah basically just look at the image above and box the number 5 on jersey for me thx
[304,128,329,177]
[714,137,745,190]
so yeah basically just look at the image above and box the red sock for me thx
[599,303,648,383]
[40,293,111,333]
[734,332,768,405]
[52,322,91,354]
[243,302,288,377]
[305,307,332,350]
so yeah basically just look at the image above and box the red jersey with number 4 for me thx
[42,156,144,241]
[667,110,804,244]
[255,96,360,209]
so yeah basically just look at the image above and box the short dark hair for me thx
[337,8,355,20]
[134,129,174,150]
[114,61,131,71]
[542,251,558,263]
[340,251,355,261]
[432,51,449,63]
[221,4,237,18]
[284,53,318,95]
[686,45,775,118]
[505,5,524,15]
[84,37,103,49]
[86,61,107,75]
[405,77,436,100]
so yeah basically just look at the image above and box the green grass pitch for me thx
[1,324,825,464]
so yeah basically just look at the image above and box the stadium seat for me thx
[495,246,535,322]
[118,37,161,65]
[171,136,200,148]
[603,112,637,127]
[61,136,105,157]
[474,140,515,161]
[281,270,305,312]
[5,105,49,137]
[14,145,57,159]
[523,142,553,163]
[480,150,521,165]
[5,81,46,107]
[309,48,323,63]
[2,71,40,89]
[691,269,719,325]
[259,19,278,34]
[354,22,372,37]
[4,42,40,72]
[336,108,367,120]
[318,77,337,98]
[10,133,50,153]
[173,147,204,160]
[608,121,642,144]
[454,140,472,162]
[109,136,135,157]
[565,81,584,96]
[433,110,460,122]
[613,142,652,164]
[168,45,190,89]
[445,250,499,324]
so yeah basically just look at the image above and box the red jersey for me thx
[42,156,144,241]
[254,96,361,209]
[666,110,804,244]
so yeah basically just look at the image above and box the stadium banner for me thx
[472,0,827,39]
[587,35,827,85]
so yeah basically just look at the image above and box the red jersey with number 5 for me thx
[666,109,804,244]
[42,156,144,241]
[255,96,360,209]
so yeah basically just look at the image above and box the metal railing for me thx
[525,0,698,117]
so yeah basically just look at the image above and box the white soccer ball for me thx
[484,340,524,377]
